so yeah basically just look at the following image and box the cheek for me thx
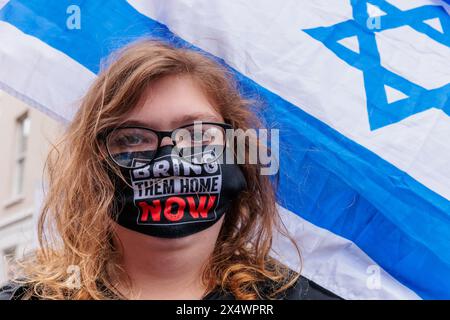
[174,214,226,247]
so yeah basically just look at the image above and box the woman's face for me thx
[113,74,226,249]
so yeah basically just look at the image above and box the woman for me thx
[0,39,340,300]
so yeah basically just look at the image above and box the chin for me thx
[112,216,224,251]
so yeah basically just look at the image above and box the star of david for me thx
[303,0,450,130]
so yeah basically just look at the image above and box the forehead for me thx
[123,74,223,129]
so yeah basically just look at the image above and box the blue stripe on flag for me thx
[0,0,175,73]
[1,0,449,298]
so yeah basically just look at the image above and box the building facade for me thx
[0,89,63,283]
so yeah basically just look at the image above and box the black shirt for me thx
[0,275,341,300]
[202,275,341,300]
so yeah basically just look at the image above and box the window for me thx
[13,113,30,196]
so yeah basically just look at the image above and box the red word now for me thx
[137,195,217,223]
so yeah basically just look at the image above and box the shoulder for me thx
[0,282,30,300]
[203,274,343,300]
[278,275,342,300]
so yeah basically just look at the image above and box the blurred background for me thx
[0,89,62,283]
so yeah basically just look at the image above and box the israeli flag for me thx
[1,0,449,299]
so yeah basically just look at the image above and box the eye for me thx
[203,127,224,143]
[174,124,226,147]
[202,130,215,142]
[183,127,204,143]
[115,134,149,146]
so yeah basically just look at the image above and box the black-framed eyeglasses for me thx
[101,121,233,169]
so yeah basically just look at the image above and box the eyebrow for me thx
[119,119,151,127]
[120,112,222,129]
[174,112,222,126]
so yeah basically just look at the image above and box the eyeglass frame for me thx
[99,121,234,169]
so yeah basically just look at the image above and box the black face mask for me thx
[109,145,247,238]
